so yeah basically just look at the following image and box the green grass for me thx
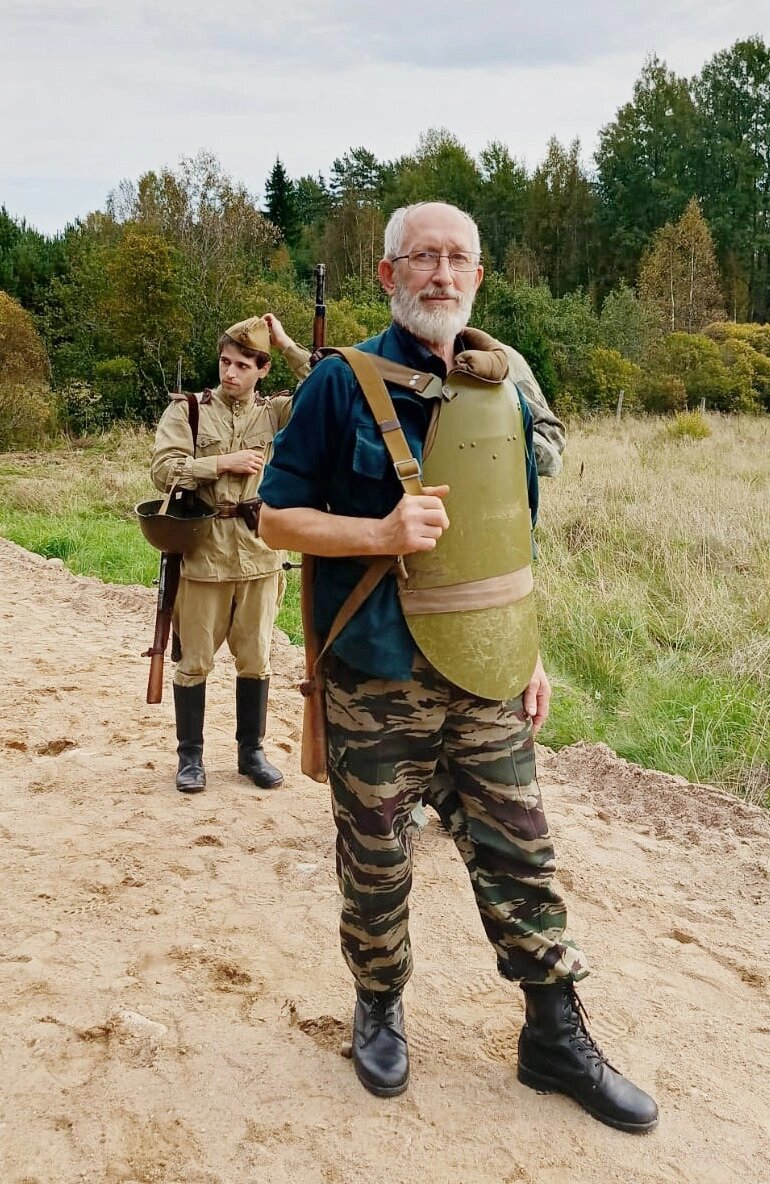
[535,413,770,805]
[278,564,302,644]
[1,419,768,806]
[0,505,305,641]
[0,509,159,585]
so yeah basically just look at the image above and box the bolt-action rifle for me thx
[298,264,329,781]
[143,360,199,705]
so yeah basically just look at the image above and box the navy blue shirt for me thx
[260,322,538,680]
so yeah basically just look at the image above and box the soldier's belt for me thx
[399,565,533,615]
[215,499,262,531]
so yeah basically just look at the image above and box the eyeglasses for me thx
[391,250,481,272]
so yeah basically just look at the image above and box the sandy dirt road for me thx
[1,536,768,1184]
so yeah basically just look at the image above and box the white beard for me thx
[391,283,475,346]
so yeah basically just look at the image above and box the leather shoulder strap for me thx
[185,392,200,455]
[311,555,395,675]
[305,346,433,674]
[316,347,434,394]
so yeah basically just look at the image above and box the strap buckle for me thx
[393,457,421,482]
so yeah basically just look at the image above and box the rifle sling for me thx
[304,555,395,690]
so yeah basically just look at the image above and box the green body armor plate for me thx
[400,372,539,700]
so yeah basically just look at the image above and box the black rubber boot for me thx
[352,989,410,1098]
[173,682,206,793]
[518,982,658,1133]
[235,677,283,788]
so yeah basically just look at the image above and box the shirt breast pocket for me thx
[353,424,388,481]
[243,430,271,454]
[195,431,219,456]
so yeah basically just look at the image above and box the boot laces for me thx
[564,987,617,1071]
[369,992,399,1025]
[361,990,404,1040]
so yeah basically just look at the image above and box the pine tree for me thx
[264,157,299,246]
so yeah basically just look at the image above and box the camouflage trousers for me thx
[324,651,588,994]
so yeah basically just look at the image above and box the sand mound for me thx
[1,536,768,1183]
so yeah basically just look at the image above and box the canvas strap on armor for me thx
[301,351,432,691]
[300,349,435,781]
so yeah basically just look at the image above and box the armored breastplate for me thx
[399,371,539,700]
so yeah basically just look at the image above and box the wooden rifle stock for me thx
[144,359,189,706]
[144,550,182,704]
[300,263,329,782]
[299,552,327,781]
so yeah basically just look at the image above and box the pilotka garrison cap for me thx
[223,315,271,353]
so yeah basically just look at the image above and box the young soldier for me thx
[150,314,309,793]
[258,203,658,1132]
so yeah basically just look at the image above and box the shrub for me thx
[652,333,738,410]
[704,320,770,359]
[638,373,688,413]
[0,290,48,382]
[53,381,106,435]
[0,380,53,449]
[716,338,761,413]
[93,356,140,422]
[572,346,642,413]
[665,410,712,440]
[0,291,53,448]
[703,325,770,410]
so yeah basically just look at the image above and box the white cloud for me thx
[0,0,765,232]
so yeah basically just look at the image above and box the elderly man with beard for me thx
[258,202,658,1133]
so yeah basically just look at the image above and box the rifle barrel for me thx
[313,263,326,352]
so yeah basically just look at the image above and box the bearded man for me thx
[258,202,658,1132]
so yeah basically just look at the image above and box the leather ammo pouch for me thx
[215,498,262,532]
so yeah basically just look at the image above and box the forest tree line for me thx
[1,36,769,444]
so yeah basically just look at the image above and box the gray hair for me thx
[383,202,481,259]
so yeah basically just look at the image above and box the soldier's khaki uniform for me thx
[150,341,310,686]
[503,345,565,477]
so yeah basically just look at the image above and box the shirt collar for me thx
[214,383,256,409]
[388,321,467,380]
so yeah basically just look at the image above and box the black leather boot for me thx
[518,982,658,1133]
[352,989,410,1097]
[173,682,206,793]
[235,677,283,788]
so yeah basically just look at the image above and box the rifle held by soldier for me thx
[299,263,329,782]
[144,548,182,704]
[136,370,213,705]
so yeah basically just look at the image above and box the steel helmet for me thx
[135,491,216,554]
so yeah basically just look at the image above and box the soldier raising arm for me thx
[150,314,309,795]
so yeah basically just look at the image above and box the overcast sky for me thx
[1,0,766,235]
